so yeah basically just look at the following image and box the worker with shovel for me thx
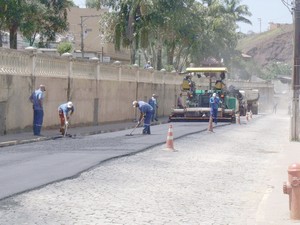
[132,100,153,134]
[58,101,74,135]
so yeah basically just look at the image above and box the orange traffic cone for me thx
[165,125,175,151]
[207,116,214,132]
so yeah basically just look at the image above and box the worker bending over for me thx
[58,101,74,135]
[132,100,153,134]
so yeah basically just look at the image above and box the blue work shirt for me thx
[58,103,74,116]
[209,96,220,109]
[30,89,44,110]
[138,101,153,113]
[148,97,157,109]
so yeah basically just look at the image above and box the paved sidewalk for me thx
[256,139,300,225]
[0,117,170,148]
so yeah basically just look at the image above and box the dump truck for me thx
[169,67,243,122]
[239,89,260,115]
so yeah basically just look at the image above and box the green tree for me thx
[1,0,72,49]
[57,41,73,55]
[0,0,8,47]
[262,61,292,80]
[38,0,72,46]
[98,0,252,71]
[112,0,154,64]
[20,1,47,46]
[190,0,251,66]
[3,0,25,49]
[86,0,99,8]
[149,0,197,70]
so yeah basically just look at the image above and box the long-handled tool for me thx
[125,117,144,136]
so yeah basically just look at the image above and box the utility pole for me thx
[258,18,262,33]
[79,15,101,58]
[291,0,300,141]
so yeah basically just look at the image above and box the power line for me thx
[281,0,294,14]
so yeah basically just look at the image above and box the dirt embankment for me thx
[237,24,293,67]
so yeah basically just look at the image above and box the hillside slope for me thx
[237,24,293,67]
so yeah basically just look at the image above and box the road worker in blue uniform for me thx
[132,100,153,134]
[209,93,220,125]
[58,101,74,135]
[29,84,46,136]
[148,94,158,122]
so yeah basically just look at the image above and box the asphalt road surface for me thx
[0,121,223,200]
[0,112,295,225]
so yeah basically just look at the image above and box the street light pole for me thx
[258,18,262,33]
[79,15,101,59]
[291,0,300,141]
[80,16,84,58]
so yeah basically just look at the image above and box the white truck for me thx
[239,89,260,115]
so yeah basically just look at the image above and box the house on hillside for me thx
[269,22,290,31]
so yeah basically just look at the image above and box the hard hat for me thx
[132,101,138,107]
[213,93,216,97]
[67,101,73,108]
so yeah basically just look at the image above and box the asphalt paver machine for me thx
[169,67,244,123]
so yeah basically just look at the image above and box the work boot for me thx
[147,126,151,134]
[60,127,65,135]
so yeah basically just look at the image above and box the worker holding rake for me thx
[58,101,74,135]
[132,100,153,135]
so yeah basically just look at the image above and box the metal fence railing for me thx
[0,47,274,89]
[0,47,184,84]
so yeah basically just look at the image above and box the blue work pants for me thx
[33,109,44,135]
[210,108,218,124]
[143,111,152,134]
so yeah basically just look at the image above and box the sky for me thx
[73,0,294,34]
[73,0,85,8]
[238,0,293,33]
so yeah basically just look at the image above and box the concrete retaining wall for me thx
[0,73,182,135]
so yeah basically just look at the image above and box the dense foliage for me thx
[57,41,73,55]
[0,0,73,49]
[1,0,261,79]
[97,0,252,71]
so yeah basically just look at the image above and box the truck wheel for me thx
[231,116,236,123]
[252,107,258,114]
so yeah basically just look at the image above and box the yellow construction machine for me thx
[169,67,245,122]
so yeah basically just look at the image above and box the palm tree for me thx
[222,0,252,25]
[113,0,154,64]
